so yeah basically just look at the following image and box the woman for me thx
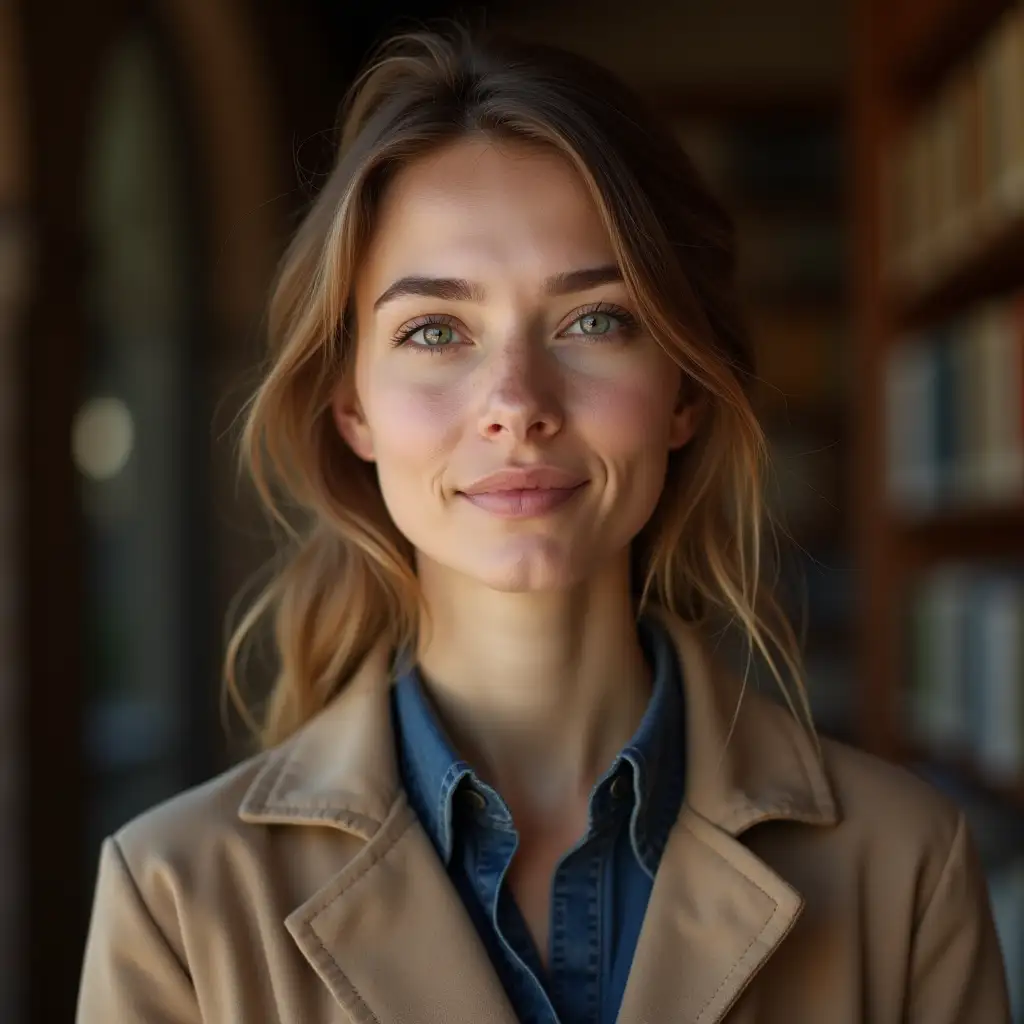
[77,27,1010,1024]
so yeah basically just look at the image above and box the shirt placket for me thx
[546,827,615,1024]
[463,793,563,1024]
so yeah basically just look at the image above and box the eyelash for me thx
[389,313,462,354]
[389,302,640,354]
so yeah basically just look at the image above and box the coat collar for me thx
[238,610,839,1024]
[239,610,838,838]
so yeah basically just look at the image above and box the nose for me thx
[477,344,563,443]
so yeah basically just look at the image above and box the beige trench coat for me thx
[77,613,1011,1023]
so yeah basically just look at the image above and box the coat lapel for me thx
[240,642,518,1024]
[239,612,839,1024]
[612,613,836,1024]
[283,797,519,1024]
[654,611,838,837]
[616,809,803,1024]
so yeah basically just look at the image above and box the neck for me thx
[414,555,651,822]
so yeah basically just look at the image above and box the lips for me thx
[458,466,588,519]
[461,466,588,495]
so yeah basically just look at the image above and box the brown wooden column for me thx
[18,2,134,1019]
[0,3,30,1019]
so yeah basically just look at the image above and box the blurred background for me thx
[1,0,1023,1019]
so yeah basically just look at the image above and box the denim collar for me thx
[390,617,686,878]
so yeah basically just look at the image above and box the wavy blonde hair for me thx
[226,26,811,750]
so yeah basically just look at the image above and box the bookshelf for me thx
[886,0,1016,96]
[855,6,1024,998]
[897,213,1024,326]
[854,1,1024,807]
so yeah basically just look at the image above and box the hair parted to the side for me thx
[225,24,813,751]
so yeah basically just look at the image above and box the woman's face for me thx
[336,138,698,593]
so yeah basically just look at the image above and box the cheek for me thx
[571,368,679,456]
[361,367,464,481]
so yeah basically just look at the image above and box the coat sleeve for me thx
[77,836,201,1024]
[906,811,1012,1023]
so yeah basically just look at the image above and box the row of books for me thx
[990,858,1024,1020]
[907,565,1024,782]
[886,292,1024,514]
[883,6,1024,291]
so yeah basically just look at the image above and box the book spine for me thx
[884,9,1024,293]
[885,290,1024,514]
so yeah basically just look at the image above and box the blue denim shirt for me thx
[390,618,686,1024]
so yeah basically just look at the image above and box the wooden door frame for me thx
[16,1,284,1018]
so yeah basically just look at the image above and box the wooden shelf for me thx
[888,0,1014,98]
[894,216,1024,330]
[895,500,1024,533]
[855,0,1024,821]
[894,502,1024,562]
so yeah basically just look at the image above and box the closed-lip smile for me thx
[458,466,588,519]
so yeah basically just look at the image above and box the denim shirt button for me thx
[461,787,488,813]
[610,774,631,801]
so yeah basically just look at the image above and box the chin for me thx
[459,538,586,593]
[477,560,580,593]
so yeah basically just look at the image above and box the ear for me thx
[668,392,704,451]
[331,382,376,462]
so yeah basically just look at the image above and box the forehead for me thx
[361,138,617,286]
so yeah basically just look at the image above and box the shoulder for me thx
[101,716,381,918]
[80,747,294,997]
[109,749,279,888]
[94,739,375,947]
[806,737,966,888]
[819,737,954,823]
[747,730,994,956]
[813,737,1009,1016]
[820,735,962,844]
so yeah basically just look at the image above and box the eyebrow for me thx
[372,264,623,312]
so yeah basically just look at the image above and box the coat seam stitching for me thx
[305,799,414,919]
[681,818,785,1023]
[298,803,415,1023]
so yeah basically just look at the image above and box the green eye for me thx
[577,312,614,335]
[563,307,636,339]
[391,316,464,353]
[417,323,455,346]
